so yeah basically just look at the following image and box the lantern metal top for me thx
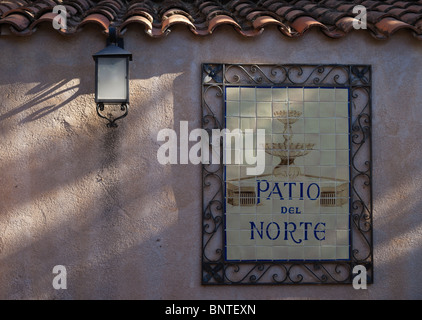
[92,44,132,61]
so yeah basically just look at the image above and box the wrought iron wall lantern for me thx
[93,27,132,127]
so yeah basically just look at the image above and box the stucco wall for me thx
[0,24,421,299]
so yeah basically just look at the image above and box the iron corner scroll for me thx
[201,64,373,285]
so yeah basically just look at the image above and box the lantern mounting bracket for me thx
[96,102,128,128]
[106,27,124,49]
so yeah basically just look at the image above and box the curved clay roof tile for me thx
[0,12,31,31]
[78,13,110,32]
[208,14,241,33]
[375,17,416,35]
[252,15,285,30]
[162,13,196,34]
[335,16,356,33]
[120,14,153,35]
[290,16,327,35]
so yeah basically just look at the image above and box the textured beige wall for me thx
[0,24,422,299]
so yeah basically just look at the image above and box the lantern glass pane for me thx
[97,57,127,101]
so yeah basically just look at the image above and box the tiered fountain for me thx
[265,110,314,178]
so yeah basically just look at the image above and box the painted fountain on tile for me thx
[224,87,350,261]
[266,108,314,178]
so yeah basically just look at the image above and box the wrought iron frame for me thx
[201,64,373,285]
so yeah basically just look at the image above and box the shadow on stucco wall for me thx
[0,27,204,298]
[1,26,422,299]
[0,78,83,124]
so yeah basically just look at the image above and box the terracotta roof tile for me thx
[310,7,332,19]
[252,15,284,30]
[0,12,31,31]
[207,14,241,34]
[336,4,356,13]
[393,1,411,8]
[162,12,195,34]
[79,13,110,32]
[407,4,422,13]
[401,12,422,25]
[291,15,327,34]
[317,10,351,25]
[30,11,55,26]
[275,6,295,17]
[366,11,391,24]
[415,18,422,30]
[0,0,422,40]
[120,14,151,31]
[375,17,415,34]
[335,16,357,33]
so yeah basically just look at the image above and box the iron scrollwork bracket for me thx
[96,102,129,128]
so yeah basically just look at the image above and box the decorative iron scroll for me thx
[202,64,373,285]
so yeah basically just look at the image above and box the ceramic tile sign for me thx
[224,87,350,261]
